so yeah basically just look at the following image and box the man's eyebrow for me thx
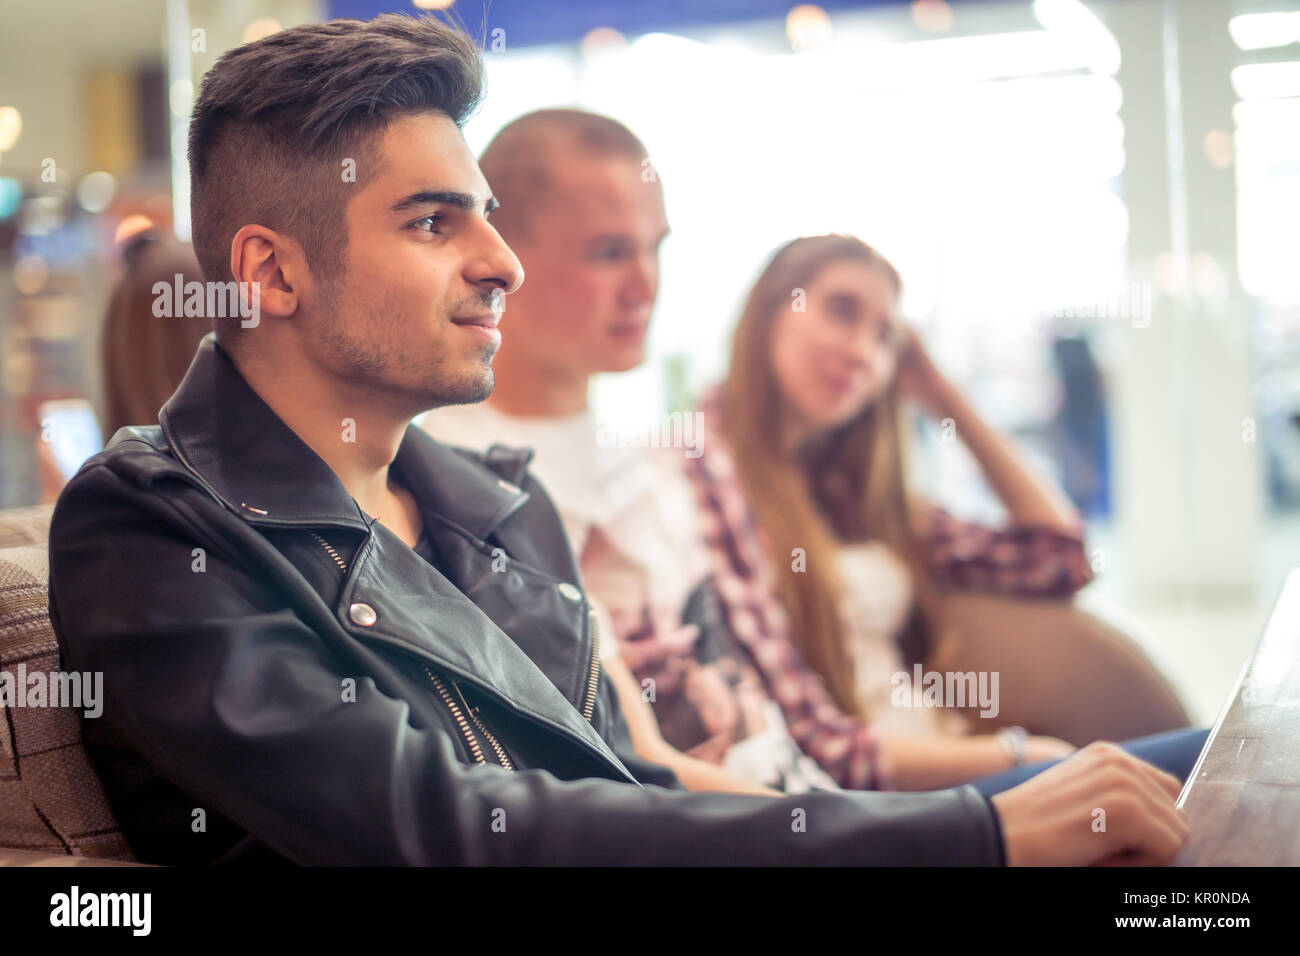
[582,228,672,247]
[389,190,498,214]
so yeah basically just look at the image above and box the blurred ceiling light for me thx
[1228,12,1300,51]
[242,18,283,44]
[1100,143,1126,180]
[0,106,21,152]
[787,4,832,52]
[412,0,455,10]
[169,78,194,119]
[1233,98,1300,157]
[580,27,628,62]
[13,254,50,296]
[114,214,155,245]
[1033,0,1121,75]
[1231,62,1300,100]
[1203,129,1235,169]
[834,31,1091,87]
[911,0,953,34]
[76,171,118,213]
[629,32,705,58]
[972,74,1122,116]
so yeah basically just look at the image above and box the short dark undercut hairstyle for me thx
[187,14,484,352]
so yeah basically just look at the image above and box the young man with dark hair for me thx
[49,14,1188,866]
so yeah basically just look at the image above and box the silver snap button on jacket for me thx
[349,602,378,626]
[556,582,582,602]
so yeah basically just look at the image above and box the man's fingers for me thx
[1106,755,1189,864]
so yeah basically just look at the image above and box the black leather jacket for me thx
[48,335,1005,865]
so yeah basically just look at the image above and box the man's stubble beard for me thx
[315,278,497,410]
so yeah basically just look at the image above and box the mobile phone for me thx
[38,399,104,480]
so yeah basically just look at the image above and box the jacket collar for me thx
[160,334,528,539]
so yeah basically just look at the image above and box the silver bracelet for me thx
[996,726,1029,767]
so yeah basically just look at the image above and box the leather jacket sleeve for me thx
[49,462,1006,866]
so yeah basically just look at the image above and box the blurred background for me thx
[0,0,1296,724]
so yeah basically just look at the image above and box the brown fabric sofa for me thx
[0,505,135,866]
[0,504,1189,866]
[930,591,1191,745]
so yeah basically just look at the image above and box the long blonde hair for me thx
[718,234,943,716]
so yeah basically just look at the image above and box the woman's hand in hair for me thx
[895,328,956,419]
[899,327,1081,533]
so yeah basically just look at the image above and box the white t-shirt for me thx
[421,401,838,792]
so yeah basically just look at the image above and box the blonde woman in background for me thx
[686,233,1207,795]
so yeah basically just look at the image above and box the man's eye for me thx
[412,214,443,234]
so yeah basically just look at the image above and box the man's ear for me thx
[229,224,302,319]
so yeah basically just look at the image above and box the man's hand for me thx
[991,741,1189,866]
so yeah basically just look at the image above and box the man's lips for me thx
[451,313,501,329]
[451,312,502,347]
[609,318,649,339]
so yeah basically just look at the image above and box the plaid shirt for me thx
[683,390,1093,791]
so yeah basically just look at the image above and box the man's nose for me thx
[622,254,657,307]
[465,219,524,297]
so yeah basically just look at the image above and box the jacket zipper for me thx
[452,681,515,771]
[310,532,348,572]
[313,532,514,771]
[423,666,492,766]
[582,606,601,722]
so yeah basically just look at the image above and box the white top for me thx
[837,541,965,736]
